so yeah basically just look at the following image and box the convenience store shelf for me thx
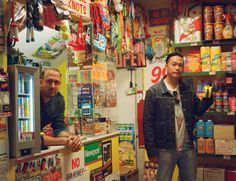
[172,42,203,47]
[198,154,236,168]
[172,38,236,48]
[182,70,236,77]
[202,38,236,46]
[204,112,236,116]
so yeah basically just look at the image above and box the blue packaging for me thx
[205,120,214,137]
[196,120,205,137]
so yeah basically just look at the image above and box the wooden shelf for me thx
[204,112,236,116]
[202,39,236,46]
[198,154,236,168]
[172,42,203,48]
[182,71,236,77]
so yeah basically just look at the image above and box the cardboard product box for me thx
[204,168,225,181]
[214,125,235,140]
[120,168,138,181]
[215,140,236,155]
[197,167,204,181]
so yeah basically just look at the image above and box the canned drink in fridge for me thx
[24,74,31,94]
[24,97,30,117]
[18,97,24,118]
[18,73,24,94]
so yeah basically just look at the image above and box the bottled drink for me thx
[197,137,206,153]
[196,120,205,137]
[205,120,214,137]
[206,138,215,154]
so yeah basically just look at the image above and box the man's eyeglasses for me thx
[173,91,180,104]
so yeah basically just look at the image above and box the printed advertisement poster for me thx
[90,166,105,181]
[148,8,170,26]
[63,150,89,181]
[144,161,158,181]
[102,140,112,177]
[116,124,136,169]
[137,90,145,148]
[84,141,102,165]
[16,153,62,181]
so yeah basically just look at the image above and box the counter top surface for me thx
[11,131,120,162]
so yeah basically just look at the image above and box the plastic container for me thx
[197,137,206,153]
[206,138,215,154]
[196,120,205,137]
[205,120,214,137]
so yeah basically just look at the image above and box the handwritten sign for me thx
[149,8,169,27]
[66,0,90,19]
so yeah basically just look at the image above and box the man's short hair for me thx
[165,52,183,64]
[41,67,61,79]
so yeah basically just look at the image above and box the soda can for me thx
[18,73,24,94]
[24,74,31,94]
[24,97,30,117]
[18,97,24,118]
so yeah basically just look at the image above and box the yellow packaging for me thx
[200,46,211,71]
[211,46,221,71]
[221,52,231,71]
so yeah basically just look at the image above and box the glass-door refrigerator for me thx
[8,65,41,158]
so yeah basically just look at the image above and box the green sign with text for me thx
[84,141,102,165]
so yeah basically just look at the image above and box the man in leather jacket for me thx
[143,52,213,181]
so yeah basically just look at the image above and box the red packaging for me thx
[229,96,236,112]
[226,170,236,181]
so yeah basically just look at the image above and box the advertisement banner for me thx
[63,150,89,181]
[90,166,105,181]
[84,141,102,165]
[148,8,170,26]
[102,140,112,177]
[16,153,63,181]
[137,90,145,148]
[66,0,90,19]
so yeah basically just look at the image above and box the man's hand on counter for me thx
[65,135,83,152]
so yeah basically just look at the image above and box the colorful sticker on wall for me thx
[116,124,136,169]
[15,153,63,181]
[102,140,112,177]
[84,141,102,165]
[90,166,105,181]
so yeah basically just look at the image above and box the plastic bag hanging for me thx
[68,16,86,51]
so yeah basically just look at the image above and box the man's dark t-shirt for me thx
[40,92,66,136]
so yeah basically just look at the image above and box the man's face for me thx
[40,69,61,99]
[165,55,184,79]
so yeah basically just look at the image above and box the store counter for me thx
[9,131,120,181]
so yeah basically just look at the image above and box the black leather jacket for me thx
[143,77,213,158]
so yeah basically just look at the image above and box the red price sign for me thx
[151,66,166,84]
